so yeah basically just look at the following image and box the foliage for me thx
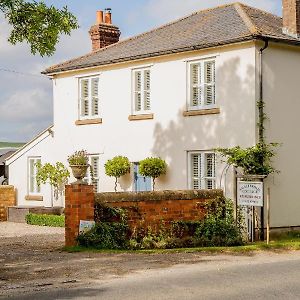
[79,198,245,250]
[94,202,127,224]
[193,198,245,247]
[36,161,70,199]
[139,157,167,190]
[0,0,78,56]
[68,150,88,166]
[104,156,131,192]
[25,213,65,227]
[216,142,279,176]
[77,222,129,249]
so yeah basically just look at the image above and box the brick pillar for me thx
[65,184,94,247]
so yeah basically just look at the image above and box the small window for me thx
[132,68,151,114]
[28,157,41,194]
[84,155,100,192]
[79,76,100,119]
[188,59,216,110]
[189,152,216,190]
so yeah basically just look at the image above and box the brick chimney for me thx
[89,8,121,51]
[283,0,300,38]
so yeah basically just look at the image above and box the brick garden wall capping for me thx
[0,186,16,221]
[95,189,224,230]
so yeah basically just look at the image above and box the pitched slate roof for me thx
[44,2,300,75]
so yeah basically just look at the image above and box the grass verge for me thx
[64,236,300,254]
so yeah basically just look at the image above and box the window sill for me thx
[25,195,43,201]
[183,108,220,117]
[75,118,102,126]
[128,114,154,121]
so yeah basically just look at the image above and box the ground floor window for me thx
[28,157,41,194]
[133,162,152,192]
[84,155,100,192]
[189,151,216,190]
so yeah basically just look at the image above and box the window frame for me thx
[78,75,101,120]
[84,154,100,192]
[187,57,217,111]
[27,157,41,195]
[131,67,151,115]
[188,151,216,190]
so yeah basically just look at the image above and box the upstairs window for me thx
[188,59,216,110]
[28,157,41,194]
[132,68,151,114]
[79,76,100,119]
[189,152,216,190]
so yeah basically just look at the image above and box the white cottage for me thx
[6,1,300,230]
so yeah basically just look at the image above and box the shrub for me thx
[193,198,245,247]
[139,157,167,190]
[77,222,129,249]
[105,156,131,192]
[25,213,65,227]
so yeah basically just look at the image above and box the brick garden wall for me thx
[64,185,223,246]
[0,186,16,221]
[95,189,224,230]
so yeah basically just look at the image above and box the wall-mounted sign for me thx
[79,220,95,234]
[237,181,263,207]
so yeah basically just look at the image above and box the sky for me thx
[0,0,282,142]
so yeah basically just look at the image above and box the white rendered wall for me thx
[8,42,257,207]
[262,43,300,228]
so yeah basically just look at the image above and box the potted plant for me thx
[67,150,89,184]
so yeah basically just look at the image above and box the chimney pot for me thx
[96,10,103,24]
[105,11,112,24]
[89,8,120,51]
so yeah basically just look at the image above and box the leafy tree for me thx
[139,157,167,191]
[0,0,78,56]
[36,161,70,199]
[105,156,131,192]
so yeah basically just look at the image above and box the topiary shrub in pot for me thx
[105,156,131,192]
[139,157,167,191]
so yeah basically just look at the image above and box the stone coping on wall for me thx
[95,189,223,203]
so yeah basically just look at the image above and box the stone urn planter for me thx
[69,165,89,184]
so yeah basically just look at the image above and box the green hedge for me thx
[25,213,65,227]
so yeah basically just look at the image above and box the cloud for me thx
[0,89,52,122]
[0,14,90,142]
[143,0,281,24]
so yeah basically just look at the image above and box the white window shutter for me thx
[80,79,89,117]
[144,69,151,111]
[91,78,99,116]
[204,61,216,105]
[205,153,216,189]
[190,63,201,107]
[91,156,99,192]
[192,154,201,189]
[134,71,142,111]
